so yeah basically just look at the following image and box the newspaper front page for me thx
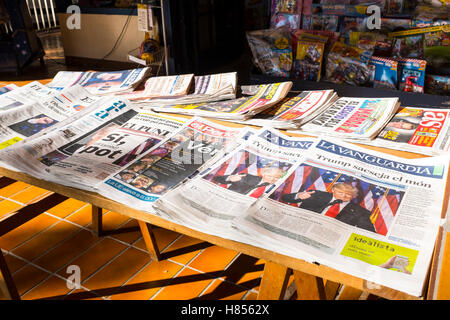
[296,97,400,141]
[0,85,100,152]
[150,82,293,120]
[96,117,245,212]
[362,107,450,156]
[235,138,449,296]
[40,112,186,190]
[0,97,138,180]
[0,81,57,112]
[47,68,151,95]
[0,84,18,95]
[154,128,317,237]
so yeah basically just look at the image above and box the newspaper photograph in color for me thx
[96,117,245,213]
[234,138,449,296]
[0,97,137,181]
[47,68,151,95]
[296,97,400,141]
[0,84,18,95]
[31,112,186,190]
[150,82,293,121]
[363,107,450,156]
[154,128,316,239]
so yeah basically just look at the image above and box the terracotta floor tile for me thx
[12,220,81,262]
[55,238,127,283]
[46,198,86,219]
[65,204,92,227]
[162,235,210,265]
[244,291,258,300]
[21,275,70,300]
[10,186,50,204]
[108,219,141,244]
[82,247,150,296]
[188,245,239,274]
[0,214,59,251]
[109,260,183,300]
[102,211,131,232]
[198,279,247,300]
[133,227,180,253]
[12,264,50,296]
[3,253,27,273]
[0,200,24,219]
[33,229,99,273]
[152,267,214,300]
[221,255,264,290]
[0,181,30,198]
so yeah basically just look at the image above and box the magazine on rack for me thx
[153,128,317,236]
[47,68,151,95]
[132,72,238,105]
[150,82,293,121]
[95,117,246,213]
[237,89,337,129]
[0,85,100,154]
[360,107,450,156]
[293,97,400,141]
[0,96,137,180]
[233,137,449,297]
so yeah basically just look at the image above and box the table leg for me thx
[336,285,363,300]
[293,269,326,300]
[0,250,20,300]
[91,205,103,237]
[138,220,161,262]
[257,261,291,300]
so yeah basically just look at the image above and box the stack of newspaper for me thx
[239,89,337,129]
[137,72,238,107]
[360,106,450,156]
[294,97,401,141]
[47,68,152,95]
[118,74,195,101]
[150,81,293,121]
[0,81,57,112]
[154,128,449,297]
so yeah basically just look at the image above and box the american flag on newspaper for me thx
[270,164,405,235]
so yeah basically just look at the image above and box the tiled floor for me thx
[0,178,266,300]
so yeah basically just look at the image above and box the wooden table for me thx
[0,79,449,301]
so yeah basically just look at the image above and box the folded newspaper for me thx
[156,131,449,297]
[132,72,238,106]
[47,68,151,95]
[150,82,293,121]
[153,127,317,238]
[237,89,337,129]
[234,137,449,297]
[0,84,18,95]
[118,74,194,101]
[95,117,246,213]
[0,85,100,154]
[294,97,400,141]
[0,81,57,112]
[0,96,137,180]
[360,107,450,156]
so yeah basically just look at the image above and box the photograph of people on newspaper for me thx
[203,150,291,198]
[269,164,405,235]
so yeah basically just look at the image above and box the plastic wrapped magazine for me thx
[246,28,293,77]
